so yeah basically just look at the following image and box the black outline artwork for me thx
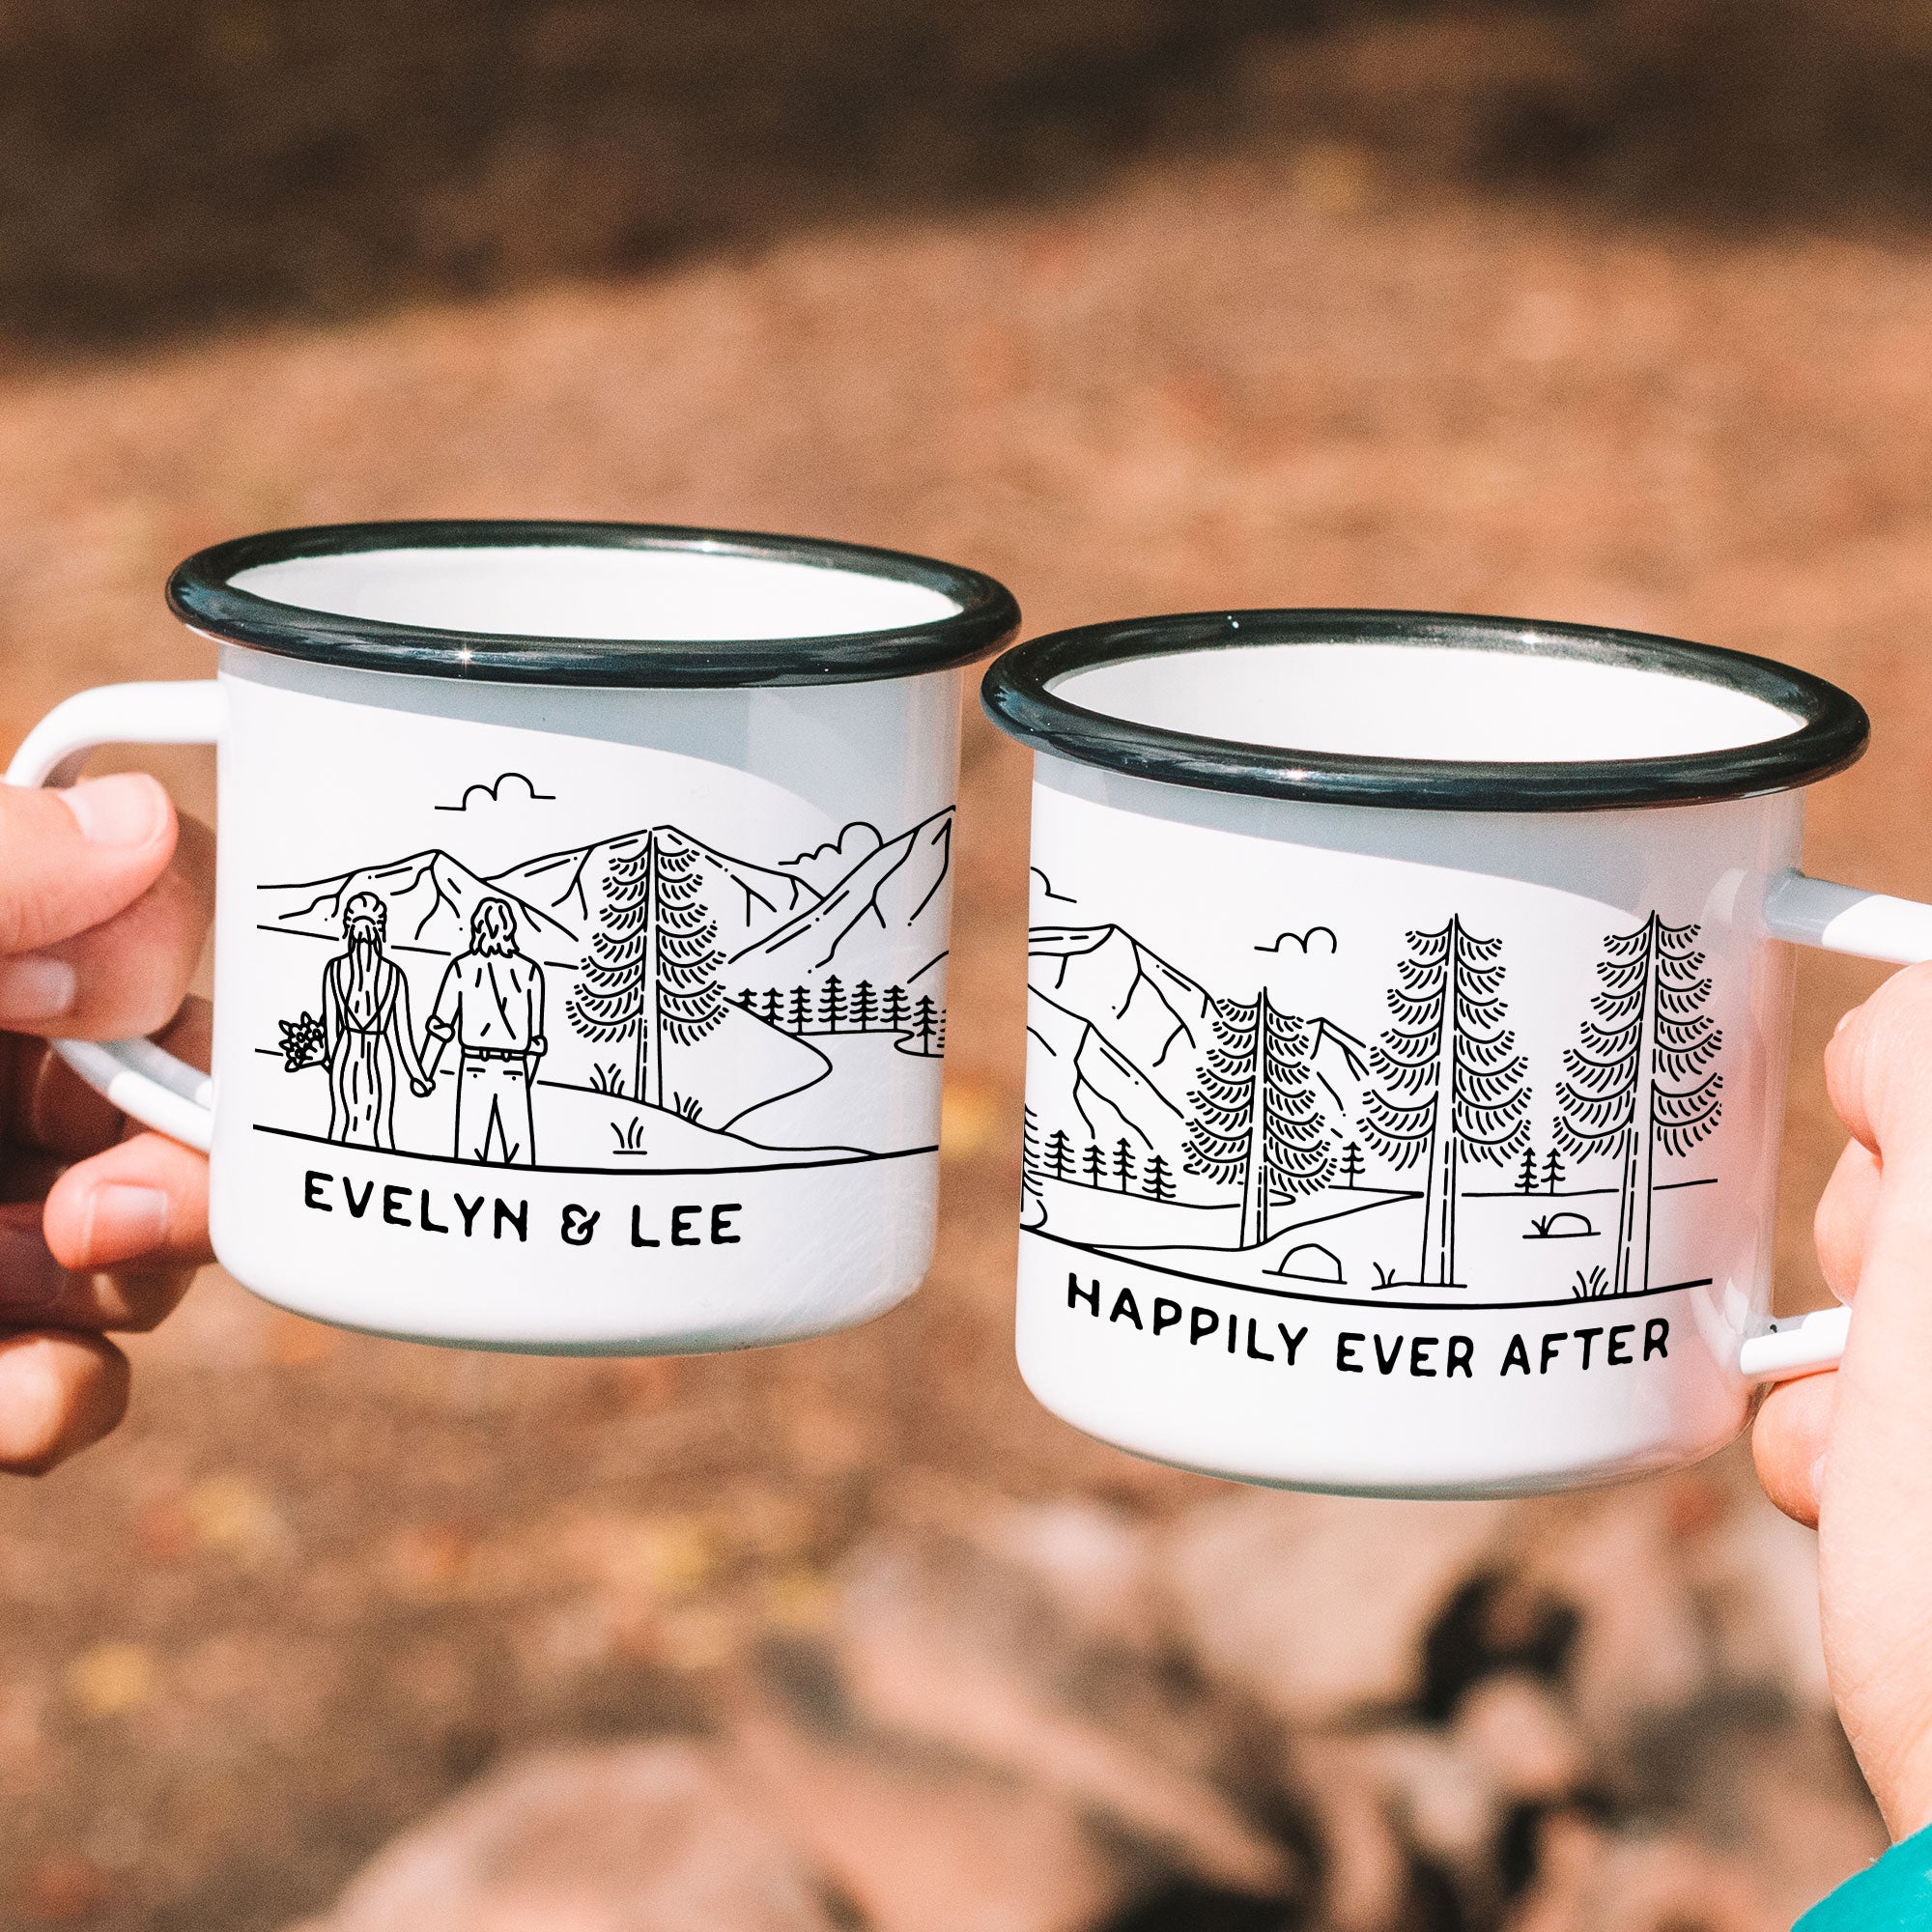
[422,899,548,1165]
[1019,907,1722,1310]
[436,771,556,812]
[256,793,957,1174]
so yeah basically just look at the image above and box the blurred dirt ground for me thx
[4,4,1932,1927]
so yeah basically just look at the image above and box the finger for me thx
[1826,962,1932,1158]
[43,1135,213,1275]
[0,1329,128,1474]
[7,999,210,1161]
[1815,1136,1884,1303]
[0,774,176,954]
[1752,1370,1836,1528]
[0,1200,193,1334]
[0,813,213,1040]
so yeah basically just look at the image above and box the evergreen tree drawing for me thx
[1044,1128,1074,1180]
[789,985,811,1034]
[1184,989,1336,1248]
[854,980,878,1030]
[1021,1105,1043,1213]
[1144,1152,1175,1201]
[820,976,845,1033]
[1516,1148,1538,1194]
[1339,1140,1366,1190]
[913,994,940,1054]
[1082,1142,1107,1187]
[1554,913,1722,1295]
[1113,1138,1137,1192]
[763,988,782,1027]
[884,984,908,1032]
[568,834,725,1108]
[1362,919,1530,1287]
[1542,1148,1565,1194]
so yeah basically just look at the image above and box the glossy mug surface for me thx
[10,523,1017,1351]
[984,611,1897,1497]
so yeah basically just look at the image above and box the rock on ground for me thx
[1164,1492,1514,1726]
[285,1740,837,1932]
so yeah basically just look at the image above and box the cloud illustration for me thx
[436,771,556,812]
[1255,925,1338,954]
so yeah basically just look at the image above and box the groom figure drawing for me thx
[423,898,547,1165]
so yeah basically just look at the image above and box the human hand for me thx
[1754,961,1932,1835]
[0,773,213,1474]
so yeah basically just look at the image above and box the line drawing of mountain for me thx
[730,807,954,984]
[493,826,820,956]
[258,851,577,961]
[1307,1015,1373,1116]
[1025,923,1216,1175]
[1025,923,1374,1215]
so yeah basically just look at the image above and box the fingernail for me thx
[60,774,165,847]
[0,954,75,1024]
[83,1185,168,1258]
[0,1220,70,1313]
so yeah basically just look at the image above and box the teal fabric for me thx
[1798,1823,1932,1928]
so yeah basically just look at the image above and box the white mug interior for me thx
[230,543,964,643]
[1051,641,1805,764]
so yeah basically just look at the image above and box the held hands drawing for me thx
[1023,891,1724,1310]
[260,776,953,1174]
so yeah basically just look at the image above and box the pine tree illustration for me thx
[789,985,810,1034]
[1339,1140,1365,1190]
[884,984,908,1031]
[913,994,940,1055]
[567,833,725,1107]
[1113,1138,1137,1192]
[1144,1151,1175,1201]
[762,988,782,1027]
[1044,1127,1074,1180]
[1021,1105,1043,1211]
[1542,1148,1565,1194]
[1082,1142,1107,1187]
[854,980,878,1031]
[1362,919,1530,1287]
[820,976,845,1033]
[1516,1147,1538,1194]
[1184,990,1336,1248]
[1554,913,1722,1295]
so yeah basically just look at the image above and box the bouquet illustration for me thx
[277,1010,327,1072]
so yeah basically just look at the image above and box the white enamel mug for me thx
[983,610,1908,1497]
[9,522,1016,1352]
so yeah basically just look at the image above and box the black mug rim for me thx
[169,520,1021,688]
[980,609,1869,811]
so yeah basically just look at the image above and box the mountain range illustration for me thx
[255,807,955,1166]
[1026,923,1369,1191]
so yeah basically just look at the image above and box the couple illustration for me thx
[320,894,548,1166]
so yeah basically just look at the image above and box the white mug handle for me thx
[1735,870,1932,1383]
[4,681,227,1152]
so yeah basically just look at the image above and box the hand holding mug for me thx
[1754,963,1932,1836]
[0,774,213,1471]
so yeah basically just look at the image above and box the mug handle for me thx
[1735,870,1932,1383]
[4,681,227,1152]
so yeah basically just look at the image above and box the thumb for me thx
[0,774,176,954]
